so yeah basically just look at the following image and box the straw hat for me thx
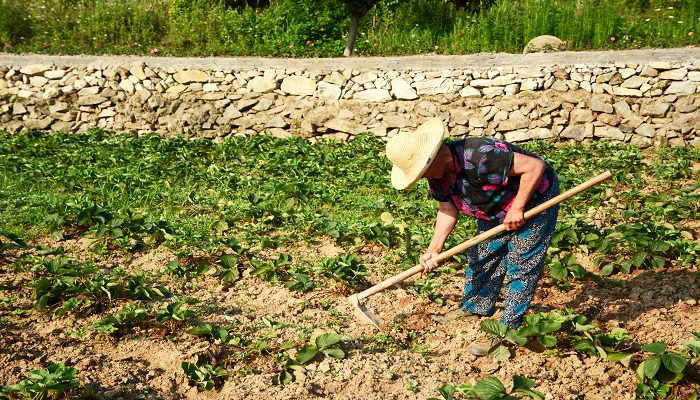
[386,118,445,190]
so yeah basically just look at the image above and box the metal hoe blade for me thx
[347,294,381,330]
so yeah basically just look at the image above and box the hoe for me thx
[348,171,613,329]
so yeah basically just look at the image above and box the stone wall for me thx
[1,55,699,148]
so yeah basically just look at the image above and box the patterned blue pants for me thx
[460,177,559,328]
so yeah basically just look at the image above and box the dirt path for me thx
[2,47,699,71]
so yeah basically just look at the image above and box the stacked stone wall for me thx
[1,56,699,148]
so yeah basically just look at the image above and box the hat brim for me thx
[390,118,445,190]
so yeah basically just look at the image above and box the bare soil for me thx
[1,236,699,400]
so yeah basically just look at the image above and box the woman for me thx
[385,118,559,355]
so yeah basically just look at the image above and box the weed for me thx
[187,324,248,346]
[408,278,444,305]
[0,231,26,255]
[405,379,420,393]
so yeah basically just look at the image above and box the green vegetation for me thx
[466,310,699,398]
[0,0,697,57]
[182,358,228,391]
[429,377,544,400]
[278,332,346,384]
[1,128,699,397]
[0,363,80,400]
[2,129,698,277]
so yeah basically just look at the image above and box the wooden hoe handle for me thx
[354,171,613,301]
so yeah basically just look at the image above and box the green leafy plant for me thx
[560,314,630,362]
[362,222,392,247]
[249,254,292,283]
[479,320,527,361]
[182,358,228,391]
[635,342,688,400]
[683,332,700,358]
[0,231,26,254]
[518,309,632,363]
[408,278,444,305]
[427,383,456,400]
[26,257,125,312]
[595,222,682,275]
[127,276,170,300]
[163,258,210,278]
[91,305,148,335]
[2,363,79,400]
[405,379,420,393]
[216,254,241,283]
[313,254,368,286]
[550,215,603,253]
[547,252,601,289]
[187,324,247,346]
[156,302,197,323]
[460,376,544,400]
[279,333,345,384]
[284,273,315,292]
[53,297,93,318]
[518,312,563,348]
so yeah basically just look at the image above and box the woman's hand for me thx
[420,251,441,272]
[503,208,525,231]
[422,201,457,272]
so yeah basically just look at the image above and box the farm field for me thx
[0,129,699,399]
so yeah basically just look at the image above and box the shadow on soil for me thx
[563,267,700,324]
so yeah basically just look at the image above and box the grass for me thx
[0,0,697,57]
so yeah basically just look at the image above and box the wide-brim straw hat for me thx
[386,118,445,190]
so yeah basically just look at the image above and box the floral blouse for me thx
[427,138,556,223]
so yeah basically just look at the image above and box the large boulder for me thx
[523,35,567,54]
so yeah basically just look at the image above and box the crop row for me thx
[1,128,699,398]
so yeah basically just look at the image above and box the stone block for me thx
[594,126,625,140]
[658,68,687,81]
[665,81,696,95]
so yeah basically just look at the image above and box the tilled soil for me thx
[1,238,699,400]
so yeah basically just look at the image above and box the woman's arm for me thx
[503,152,546,231]
[420,201,459,271]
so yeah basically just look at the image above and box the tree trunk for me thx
[343,13,362,57]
